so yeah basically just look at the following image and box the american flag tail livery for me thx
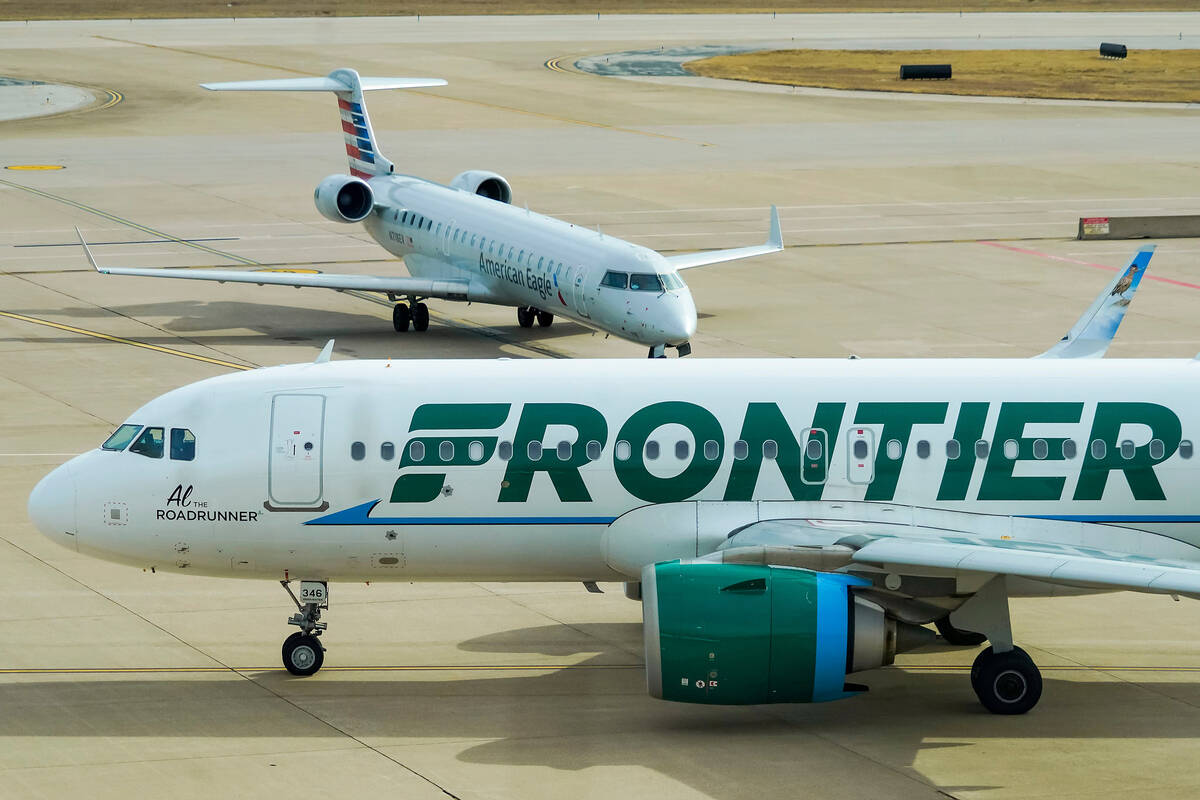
[201,69,448,179]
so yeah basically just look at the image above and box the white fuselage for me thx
[28,358,1200,586]
[363,176,697,347]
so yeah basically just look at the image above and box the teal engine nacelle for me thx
[642,560,925,705]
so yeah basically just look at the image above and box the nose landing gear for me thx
[281,579,328,676]
[648,341,691,358]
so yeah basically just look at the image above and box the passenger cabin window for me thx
[852,439,869,460]
[528,441,542,461]
[675,440,689,460]
[350,441,365,461]
[130,427,164,459]
[586,440,602,461]
[380,442,395,461]
[102,423,142,451]
[1149,438,1165,460]
[498,441,513,461]
[440,441,455,462]
[806,439,823,460]
[1003,439,1019,460]
[170,428,196,461]
[630,273,664,292]
[1062,439,1077,459]
[601,271,629,289]
[1181,440,1194,459]
[469,440,485,462]
[557,441,571,461]
[733,440,749,460]
[946,439,961,460]
[1091,439,1106,460]
[886,439,902,460]
[915,439,930,459]
[763,440,778,460]
[1120,439,1136,460]
[975,440,989,459]
[615,440,631,461]
[704,440,720,460]
[1032,438,1048,460]
[645,441,660,460]
[409,440,425,462]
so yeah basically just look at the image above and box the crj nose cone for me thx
[28,462,78,551]
[661,292,698,344]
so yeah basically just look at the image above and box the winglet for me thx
[315,339,335,364]
[75,226,105,273]
[1035,245,1155,359]
[767,205,782,250]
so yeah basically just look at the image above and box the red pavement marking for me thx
[979,240,1200,291]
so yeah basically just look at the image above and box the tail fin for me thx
[201,69,447,179]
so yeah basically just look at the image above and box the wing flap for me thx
[852,537,1200,597]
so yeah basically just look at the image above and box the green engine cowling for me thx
[642,560,901,705]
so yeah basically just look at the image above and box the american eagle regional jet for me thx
[82,68,784,358]
[31,245,1190,717]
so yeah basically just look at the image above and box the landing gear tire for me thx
[648,344,666,359]
[536,310,553,327]
[936,615,987,647]
[282,632,325,677]
[412,302,430,332]
[517,306,535,328]
[971,645,1042,715]
[392,303,411,332]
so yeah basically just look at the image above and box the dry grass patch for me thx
[685,49,1200,103]
[2,0,1198,19]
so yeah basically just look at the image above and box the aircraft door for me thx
[846,427,875,485]
[800,428,828,485]
[573,268,591,318]
[268,393,326,509]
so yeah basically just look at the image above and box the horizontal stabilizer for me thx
[1035,245,1155,359]
[665,205,783,271]
[200,77,447,92]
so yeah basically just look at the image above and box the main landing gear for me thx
[939,575,1043,714]
[391,299,430,332]
[280,579,327,676]
[516,306,553,329]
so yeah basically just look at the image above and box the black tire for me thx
[282,632,325,677]
[936,615,987,647]
[536,310,553,328]
[412,302,430,332]
[971,645,1041,715]
[392,303,410,332]
[516,306,534,328]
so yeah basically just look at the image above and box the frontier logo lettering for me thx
[385,401,1183,506]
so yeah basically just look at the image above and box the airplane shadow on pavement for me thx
[2,623,1198,799]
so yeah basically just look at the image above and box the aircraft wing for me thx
[77,228,477,301]
[1035,245,1155,359]
[713,506,1200,599]
[664,206,783,271]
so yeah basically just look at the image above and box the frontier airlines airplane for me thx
[82,68,784,358]
[31,246,1190,716]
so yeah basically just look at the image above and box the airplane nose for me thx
[28,462,78,551]
[660,290,698,344]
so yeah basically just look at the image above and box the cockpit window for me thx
[129,427,165,459]
[630,273,664,292]
[601,271,628,289]
[170,428,196,461]
[661,272,685,290]
[101,424,142,451]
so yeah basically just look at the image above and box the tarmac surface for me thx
[4,11,1200,800]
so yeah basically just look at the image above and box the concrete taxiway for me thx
[3,12,1200,799]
